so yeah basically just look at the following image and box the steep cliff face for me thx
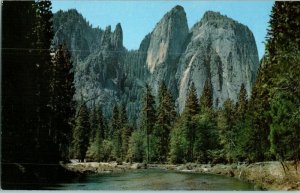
[146,5,189,96]
[53,7,259,121]
[53,9,103,64]
[177,11,259,112]
[74,23,125,115]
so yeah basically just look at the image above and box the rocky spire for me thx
[112,23,123,49]
[146,5,189,73]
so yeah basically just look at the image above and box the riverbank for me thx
[2,162,79,189]
[63,161,300,190]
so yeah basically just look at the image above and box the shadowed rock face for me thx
[53,7,259,121]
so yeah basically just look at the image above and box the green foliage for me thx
[269,53,300,162]
[236,84,248,119]
[169,117,188,164]
[154,81,176,162]
[184,82,199,117]
[126,129,145,163]
[119,105,131,160]
[86,130,103,162]
[266,2,300,60]
[200,79,213,112]
[193,112,218,163]
[51,45,76,161]
[217,99,237,163]
[86,106,106,162]
[141,83,156,163]
[2,1,74,167]
[72,104,90,162]
[182,82,199,162]
[101,140,114,162]
[241,1,300,164]
[111,105,122,159]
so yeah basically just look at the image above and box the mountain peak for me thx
[170,5,185,13]
[200,10,239,25]
[146,5,189,74]
[112,23,123,49]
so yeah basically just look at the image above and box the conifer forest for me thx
[1,0,300,190]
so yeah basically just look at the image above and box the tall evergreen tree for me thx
[234,84,249,161]
[89,106,99,142]
[217,99,236,163]
[193,112,217,163]
[194,80,217,163]
[2,0,61,166]
[119,105,131,160]
[86,106,105,162]
[72,104,90,162]
[111,105,122,159]
[34,0,57,164]
[236,84,248,119]
[266,2,300,164]
[51,44,75,161]
[154,81,176,162]
[200,79,213,112]
[2,0,38,165]
[245,2,300,163]
[244,63,272,162]
[169,116,188,163]
[141,83,156,163]
[183,82,199,162]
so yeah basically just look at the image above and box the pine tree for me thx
[266,2,300,164]
[169,116,188,163]
[111,105,122,159]
[245,62,273,162]
[184,82,199,117]
[34,0,57,164]
[72,104,90,162]
[89,106,99,142]
[51,44,75,161]
[200,79,213,112]
[246,2,300,164]
[2,0,61,165]
[217,99,236,163]
[86,106,105,162]
[126,129,145,163]
[193,112,217,163]
[194,80,217,163]
[154,81,176,162]
[234,84,248,161]
[119,105,131,161]
[236,84,248,119]
[141,83,156,163]
[183,82,199,162]
[2,0,38,165]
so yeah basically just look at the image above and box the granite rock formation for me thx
[53,6,259,121]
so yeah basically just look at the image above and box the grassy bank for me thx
[63,161,300,190]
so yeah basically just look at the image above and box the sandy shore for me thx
[63,161,300,190]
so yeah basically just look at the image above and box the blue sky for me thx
[52,1,274,59]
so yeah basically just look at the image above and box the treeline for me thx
[2,1,76,187]
[71,2,300,165]
[73,80,247,164]
[2,2,299,187]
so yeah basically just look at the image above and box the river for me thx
[45,168,255,190]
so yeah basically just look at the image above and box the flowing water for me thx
[46,168,255,190]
